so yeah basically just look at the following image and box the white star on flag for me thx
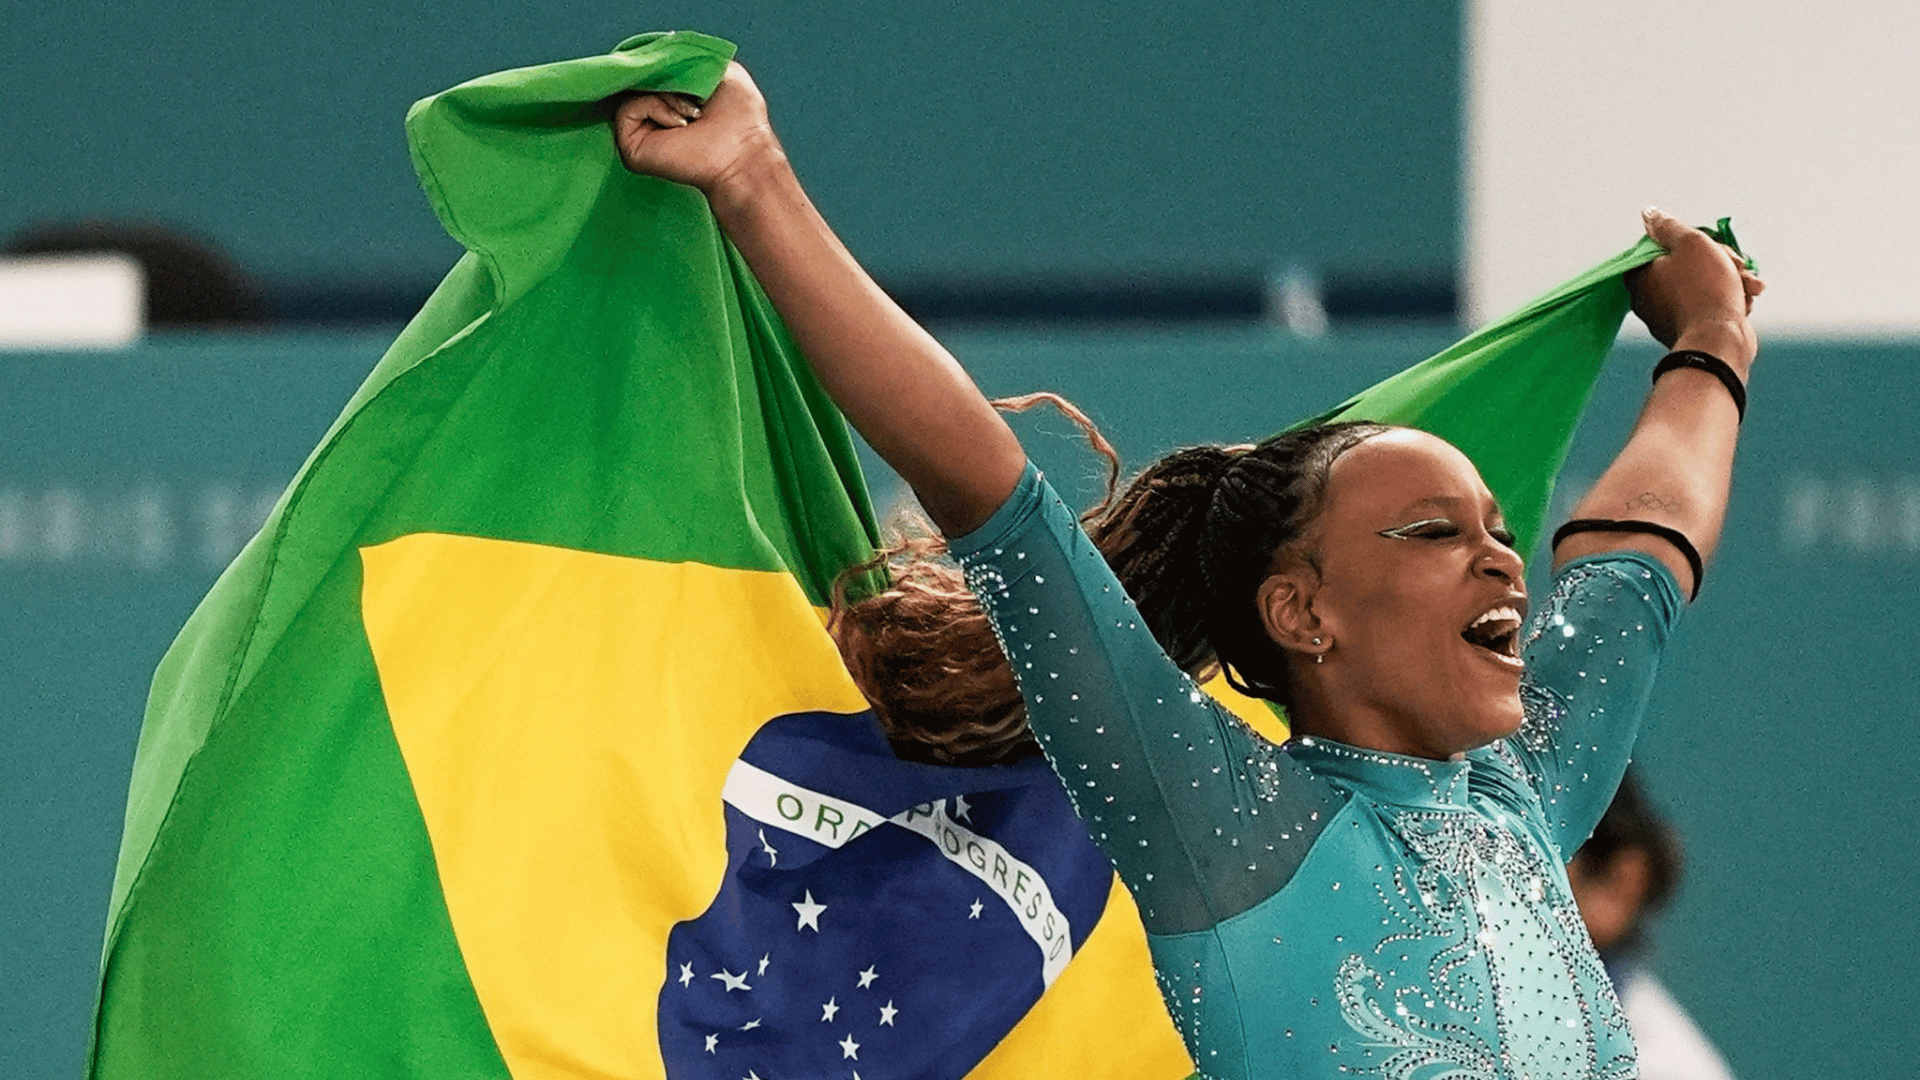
[678,962,695,986]
[792,890,827,932]
[879,1000,898,1026]
[744,1071,763,1080]
[703,1033,718,1054]
[820,996,840,1022]
[711,968,751,992]
[839,1033,861,1060]
[856,965,878,989]
[758,827,778,867]
[738,1018,761,1031]
[968,898,983,919]
[757,953,771,975]
[952,794,972,823]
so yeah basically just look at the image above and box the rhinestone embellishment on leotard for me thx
[1330,805,1632,1079]
[961,479,1668,1080]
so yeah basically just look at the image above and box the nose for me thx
[1477,533,1524,583]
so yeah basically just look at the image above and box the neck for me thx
[1286,673,1461,761]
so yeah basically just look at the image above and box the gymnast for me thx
[614,63,1763,1079]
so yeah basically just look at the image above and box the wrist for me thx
[705,131,795,218]
[1670,316,1757,376]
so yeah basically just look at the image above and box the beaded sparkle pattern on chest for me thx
[1332,804,1630,1079]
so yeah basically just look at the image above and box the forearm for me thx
[1555,318,1755,588]
[707,149,1025,536]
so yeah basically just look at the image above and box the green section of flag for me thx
[1302,220,1747,557]
[91,31,878,1077]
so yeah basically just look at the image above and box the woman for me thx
[615,65,1762,1079]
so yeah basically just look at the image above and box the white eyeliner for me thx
[1377,517,1451,540]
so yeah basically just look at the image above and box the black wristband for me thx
[1652,349,1746,423]
[1551,518,1705,600]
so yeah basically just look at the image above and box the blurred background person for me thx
[1569,770,1737,1080]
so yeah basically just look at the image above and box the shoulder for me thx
[1524,550,1686,664]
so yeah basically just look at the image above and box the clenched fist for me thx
[613,63,782,195]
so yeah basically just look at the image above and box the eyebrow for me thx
[1392,495,1508,523]
[1395,495,1465,516]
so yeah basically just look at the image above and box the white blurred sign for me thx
[0,254,145,349]
[1466,1,1920,336]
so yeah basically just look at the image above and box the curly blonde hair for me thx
[829,394,1116,766]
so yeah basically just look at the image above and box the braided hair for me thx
[832,414,1392,765]
[1089,422,1390,704]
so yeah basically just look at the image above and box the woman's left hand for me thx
[613,63,783,196]
[1557,207,1765,587]
[1626,208,1765,367]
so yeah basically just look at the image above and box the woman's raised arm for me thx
[614,65,1025,536]
[1552,207,1766,595]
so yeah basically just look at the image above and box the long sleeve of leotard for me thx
[1502,550,1685,855]
[952,464,1343,936]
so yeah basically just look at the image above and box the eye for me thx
[1489,526,1517,548]
[1378,518,1459,540]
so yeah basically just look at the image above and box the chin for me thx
[1487,697,1527,741]
[1451,690,1526,753]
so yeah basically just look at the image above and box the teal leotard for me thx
[952,464,1684,1080]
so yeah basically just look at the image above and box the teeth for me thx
[1470,605,1520,628]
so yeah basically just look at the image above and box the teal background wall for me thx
[0,2,1460,292]
[5,325,1916,1079]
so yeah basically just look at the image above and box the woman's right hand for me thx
[612,60,1024,537]
[1627,208,1765,367]
[614,63,784,195]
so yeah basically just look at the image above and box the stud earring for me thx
[1311,637,1325,664]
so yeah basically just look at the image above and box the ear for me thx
[1255,567,1329,660]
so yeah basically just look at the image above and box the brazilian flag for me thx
[88,31,1190,1079]
[87,29,1741,1080]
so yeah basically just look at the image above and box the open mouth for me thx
[1461,602,1526,669]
